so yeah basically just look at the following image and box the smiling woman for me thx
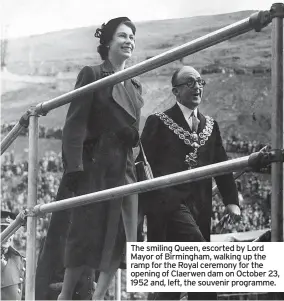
[96,18,136,62]
[35,17,144,301]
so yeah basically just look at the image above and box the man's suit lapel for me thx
[167,104,207,134]
[101,60,137,121]
[167,103,191,132]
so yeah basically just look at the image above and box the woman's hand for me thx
[65,171,84,193]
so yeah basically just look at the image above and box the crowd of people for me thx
[1,14,276,300]
[1,149,271,253]
[1,122,63,140]
[1,123,270,156]
[211,171,271,235]
[224,135,267,154]
[1,150,63,252]
[211,195,271,235]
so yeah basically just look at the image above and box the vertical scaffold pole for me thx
[115,269,122,300]
[271,2,284,242]
[25,110,39,300]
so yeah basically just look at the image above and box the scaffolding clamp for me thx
[18,106,40,128]
[32,205,46,218]
[248,149,284,171]
[249,10,272,32]
[35,102,49,116]
[24,206,45,219]
[270,2,284,19]
[18,110,31,128]
[11,209,28,227]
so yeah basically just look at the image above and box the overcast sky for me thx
[1,0,279,38]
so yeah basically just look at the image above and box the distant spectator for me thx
[1,149,271,254]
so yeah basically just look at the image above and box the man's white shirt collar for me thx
[177,102,198,121]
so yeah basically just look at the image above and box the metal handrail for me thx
[1,155,248,243]
[271,2,284,242]
[35,11,271,115]
[0,6,283,300]
[2,148,283,244]
[34,156,250,215]
[1,10,271,154]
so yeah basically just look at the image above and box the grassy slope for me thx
[1,10,274,151]
[5,11,271,74]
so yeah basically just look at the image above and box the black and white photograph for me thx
[1,0,284,300]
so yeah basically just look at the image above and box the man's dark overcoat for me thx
[35,60,143,299]
[140,104,238,242]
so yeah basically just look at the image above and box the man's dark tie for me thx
[190,112,199,133]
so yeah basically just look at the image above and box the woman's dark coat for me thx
[35,60,143,299]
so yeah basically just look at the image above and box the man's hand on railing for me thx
[215,205,241,235]
[224,204,241,223]
[248,148,284,172]
[65,171,84,193]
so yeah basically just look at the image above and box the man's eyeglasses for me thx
[174,78,206,89]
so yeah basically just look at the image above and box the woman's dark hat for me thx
[94,17,135,45]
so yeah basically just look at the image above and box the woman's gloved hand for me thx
[116,127,139,147]
[65,171,84,193]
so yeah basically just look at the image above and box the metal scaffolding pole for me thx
[25,112,39,301]
[1,109,30,155]
[1,122,25,154]
[115,269,122,301]
[0,10,271,154]
[3,149,282,244]
[271,2,284,242]
[34,156,251,215]
[0,211,26,244]
[36,11,271,115]
[0,9,280,300]
[30,150,282,216]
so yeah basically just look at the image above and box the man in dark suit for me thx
[1,210,25,300]
[140,66,241,300]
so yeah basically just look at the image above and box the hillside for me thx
[5,10,271,75]
[1,10,275,146]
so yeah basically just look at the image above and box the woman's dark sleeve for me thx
[138,115,160,166]
[62,66,96,174]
